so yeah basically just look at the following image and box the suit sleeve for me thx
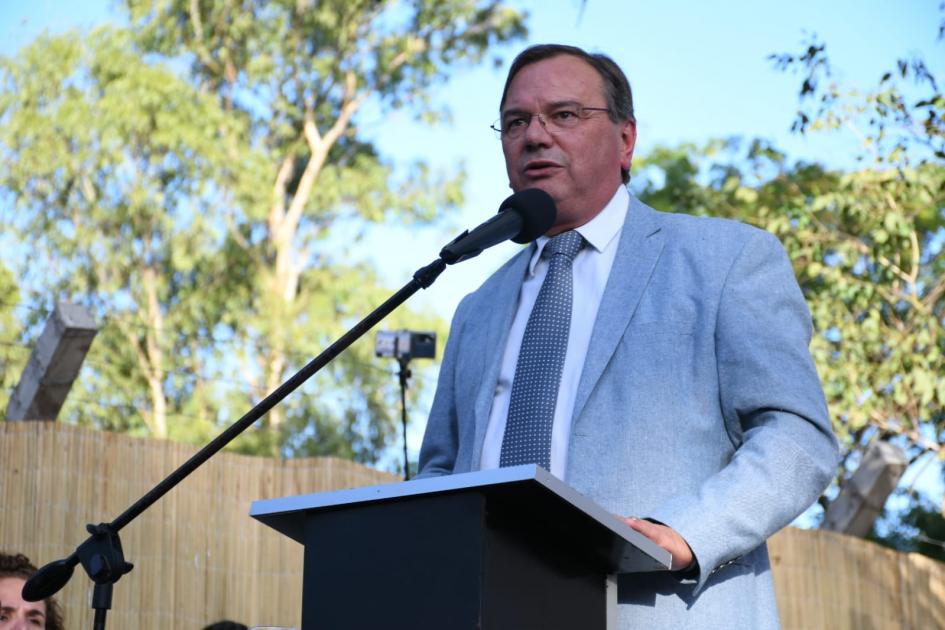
[648,229,839,594]
[415,295,470,478]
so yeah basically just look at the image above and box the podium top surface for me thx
[251,465,671,573]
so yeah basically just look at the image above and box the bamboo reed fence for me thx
[770,526,945,629]
[1,422,395,629]
[2,421,943,629]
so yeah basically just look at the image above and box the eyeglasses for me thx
[490,103,611,140]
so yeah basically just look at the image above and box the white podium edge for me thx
[250,464,672,572]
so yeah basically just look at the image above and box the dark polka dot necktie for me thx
[500,230,585,470]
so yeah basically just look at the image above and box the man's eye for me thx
[504,117,527,129]
[552,109,578,120]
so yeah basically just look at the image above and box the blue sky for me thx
[362,0,945,317]
[4,0,942,314]
[3,1,944,496]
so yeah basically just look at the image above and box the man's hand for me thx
[623,517,694,571]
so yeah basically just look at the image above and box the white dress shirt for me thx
[480,185,629,479]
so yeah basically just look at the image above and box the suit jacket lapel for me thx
[571,198,664,424]
[469,246,532,467]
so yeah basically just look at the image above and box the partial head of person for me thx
[495,44,637,234]
[0,553,63,630]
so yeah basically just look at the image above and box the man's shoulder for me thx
[635,198,781,253]
[643,201,766,238]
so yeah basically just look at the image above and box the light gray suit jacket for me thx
[418,196,838,629]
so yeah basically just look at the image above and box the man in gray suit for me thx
[418,44,838,628]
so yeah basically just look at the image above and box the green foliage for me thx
[766,24,945,496]
[640,140,945,501]
[0,27,236,438]
[0,262,25,414]
[0,1,526,463]
[636,18,945,516]
[870,486,945,562]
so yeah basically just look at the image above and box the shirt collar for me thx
[527,185,630,276]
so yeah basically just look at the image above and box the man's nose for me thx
[522,113,553,145]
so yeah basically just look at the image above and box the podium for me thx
[251,465,671,630]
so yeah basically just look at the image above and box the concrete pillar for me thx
[822,441,908,537]
[5,301,98,421]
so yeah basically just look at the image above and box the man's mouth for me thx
[523,160,562,178]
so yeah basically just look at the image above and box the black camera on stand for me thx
[375,330,436,480]
[375,330,436,361]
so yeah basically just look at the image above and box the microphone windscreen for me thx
[22,557,77,601]
[499,188,557,243]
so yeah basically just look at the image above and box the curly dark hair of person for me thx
[0,552,65,630]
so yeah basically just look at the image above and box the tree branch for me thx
[188,0,221,74]
[268,154,295,237]
[868,409,940,453]
[280,72,366,249]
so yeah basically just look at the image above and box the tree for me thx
[0,260,25,416]
[0,28,237,438]
[634,9,945,518]
[0,1,526,462]
[870,484,945,562]
[767,16,945,509]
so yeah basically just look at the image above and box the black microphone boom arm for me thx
[22,189,556,629]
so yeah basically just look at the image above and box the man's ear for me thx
[620,121,637,173]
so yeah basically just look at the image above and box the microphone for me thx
[439,188,556,264]
[23,556,78,602]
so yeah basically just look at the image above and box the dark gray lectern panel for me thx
[303,492,484,628]
[301,490,604,630]
[480,501,606,630]
[251,466,671,630]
